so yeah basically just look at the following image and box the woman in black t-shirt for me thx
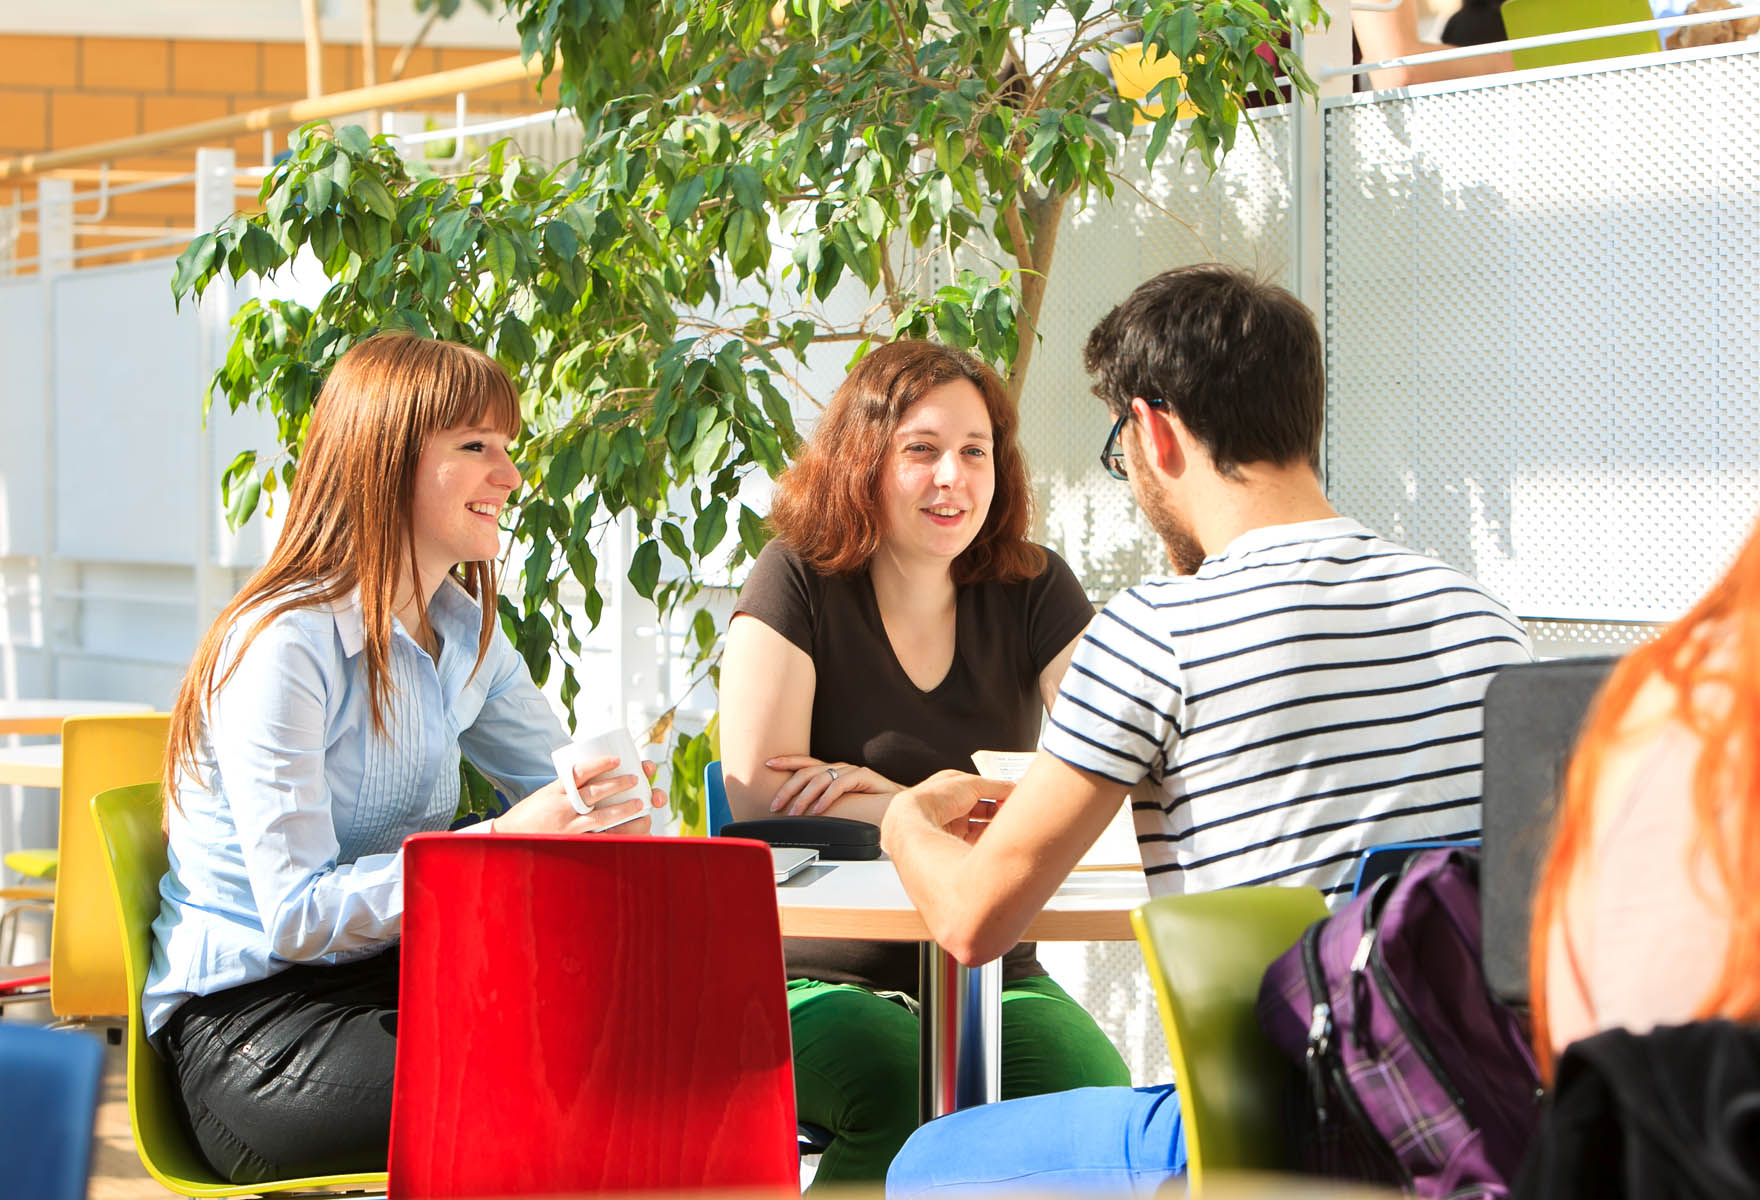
[719,339,1128,1188]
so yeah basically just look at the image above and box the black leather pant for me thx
[153,948,399,1184]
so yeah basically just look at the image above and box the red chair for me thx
[390,834,799,1198]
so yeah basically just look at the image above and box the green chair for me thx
[1502,0,1660,71]
[91,782,388,1198]
[1130,886,1329,1196]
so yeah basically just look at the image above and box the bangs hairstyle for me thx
[1530,517,1760,1081]
[1083,263,1325,478]
[768,339,1044,584]
[164,333,521,803]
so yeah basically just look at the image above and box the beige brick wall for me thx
[0,31,553,269]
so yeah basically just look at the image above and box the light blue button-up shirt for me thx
[144,580,567,1035]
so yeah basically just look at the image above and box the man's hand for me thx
[881,754,1133,966]
[883,769,1015,850]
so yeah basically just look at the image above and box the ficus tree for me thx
[172,0,1323,826]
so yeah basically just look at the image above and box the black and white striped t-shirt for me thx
[1042,518,1532,901]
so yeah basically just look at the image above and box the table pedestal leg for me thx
[918,942,1001,1122]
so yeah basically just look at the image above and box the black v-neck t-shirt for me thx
[734,538,1095,994]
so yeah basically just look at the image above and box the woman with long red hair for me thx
[1531,519,1760,1077]
[149,333,660,1184]
[718,339,1128,1187]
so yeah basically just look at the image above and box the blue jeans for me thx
[885,1083,1188,1198]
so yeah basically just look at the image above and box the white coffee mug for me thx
[551,728,650,829]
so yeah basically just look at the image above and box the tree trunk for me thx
[1005,187,1068,407]
[362,0,380,88]
[300,0,324,99]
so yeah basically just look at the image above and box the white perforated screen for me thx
[1323,49,1760,629]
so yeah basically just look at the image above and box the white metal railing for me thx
[5,169,222,275]
[2,92,587,277]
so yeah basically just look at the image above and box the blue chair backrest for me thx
[1349,839,1481,898]
[0,1023,104,1200]
[705,759,733,836]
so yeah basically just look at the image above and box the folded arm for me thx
[718,612,898,823]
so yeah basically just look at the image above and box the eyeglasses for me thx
[1099,398,1167,481]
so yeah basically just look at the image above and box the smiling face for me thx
[876,379,997,567]
[409,421,522,593]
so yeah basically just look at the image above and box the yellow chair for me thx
[92,782,389,1197]
[0,882,54,964]
[1131,886,1329,1196]
[4,844,59,967]
[1502,0,1660,71]
[1108,43,1198,123]
[51,714,171,1023]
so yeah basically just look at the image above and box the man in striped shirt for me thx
[882,264,1531,1197]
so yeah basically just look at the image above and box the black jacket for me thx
[1516,1021,1760,1200]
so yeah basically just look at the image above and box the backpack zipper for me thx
[1300,926,1412,1188]
[1299,927,1333,1124]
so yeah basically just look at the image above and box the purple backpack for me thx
[1256,848,1541,1198]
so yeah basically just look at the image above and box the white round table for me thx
[775,858,1148,1122]
[0,699,153,737]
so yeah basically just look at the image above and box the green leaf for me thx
[738,503,767,556]
[627,539,661,598]
[309,212,341,264]
[692,417,729,476]
[306,166,334,211]
[543,218,579,259]
[496,313,537,366]
[431,207,476,261]
[226,475,261,529]
[723,209,759,271]
[1168,7,1201,58]
[237,225,279,276]
[483,230,519,284]
[548,440,585,497]
[264,177,297,228]
[664,174,708,227]
[170,231,219,300]
[354,174,398,221]
[692,496,727,556]
[689,606,717,654]
[855,195,886,241]
[335,124,373,157]
[729,163,765,212]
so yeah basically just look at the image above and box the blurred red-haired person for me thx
[1531,519,1760,1077]
[718,339,1127,1187]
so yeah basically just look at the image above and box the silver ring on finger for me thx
[825,766,839,782]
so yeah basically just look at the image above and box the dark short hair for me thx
[1082,264,1325,478]
[768,339,1044,584]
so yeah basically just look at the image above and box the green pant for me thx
[786,974,1130,1188]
